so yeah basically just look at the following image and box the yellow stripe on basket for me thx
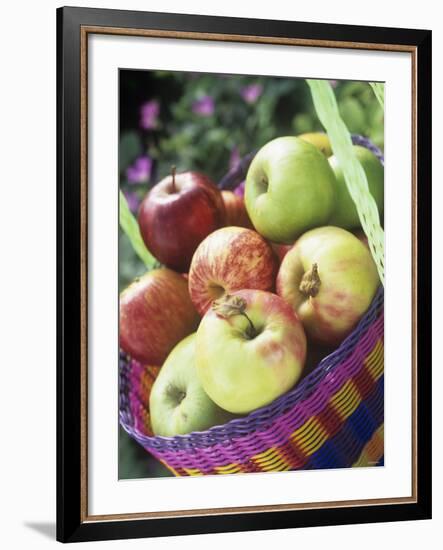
[353,424,384,467]
[365,339,384,381]
[330,379,361,421]
[214,462,244,475]
[182,467,203,476]
[290,417,329,456]
[160,461,182,477]
[251,446,292,471]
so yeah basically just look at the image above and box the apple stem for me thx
[241,311,257,339]
[299,263,321,298]
[171,165,177,193]
[212,294,258,338]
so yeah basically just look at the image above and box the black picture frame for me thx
[57,6,432,543]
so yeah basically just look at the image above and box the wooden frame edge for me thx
[82,24,417,53]
[63,14,429,538]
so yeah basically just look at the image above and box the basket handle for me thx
[307,79,384,286]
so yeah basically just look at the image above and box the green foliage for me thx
[119,427,172,478]
[119,131,142,174]
[119,191,157,270]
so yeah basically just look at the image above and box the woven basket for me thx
[119,135,385,476]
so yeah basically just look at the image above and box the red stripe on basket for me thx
[280,440,309,469]
[316,404,343,436]
[353,360,378,399]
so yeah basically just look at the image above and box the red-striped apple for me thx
[195,290,307,414]
[188,227,278,315]
[276,226,379,346]
[138,168,225,272]
[119,268,200,364]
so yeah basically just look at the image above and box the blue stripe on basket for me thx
[305,439,344,469]
[346,403,378,446]
[364,376,384,426]
[306,376,384,470]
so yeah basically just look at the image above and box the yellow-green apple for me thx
[328,145,384,228]
[221,190,252,228]
[276,226,379,346]
[119,268,200,364]
[188,227,278,315]
[195,290,307,414]
[149,334,234,436]
[245,136,336,243]
[298,132,333,157]
[138,168,225,272]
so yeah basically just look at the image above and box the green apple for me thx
[298,132,332,157]
[149,334,233,436]
[328,145,384,228]
[245,136,336,243]
[276,226,380,346]
[195,290,307,414]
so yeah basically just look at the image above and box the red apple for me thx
[188,227,278,315]
[120,268,200,364]
[270,242,293,264]
[276,226,379,346]
[138,169,225,272]
[221,190,253,228]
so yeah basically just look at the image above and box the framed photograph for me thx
[57,6,432,543]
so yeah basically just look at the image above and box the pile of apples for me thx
[120,134,383,437]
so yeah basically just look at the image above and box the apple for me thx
[138,168,225,272]
[221,190,252,228]
[188,226,278,315]
[276,226,380,346]
[195,290,307,414]
[353,229,369,248]
[149,333,234,436]
[328,145,384,229]
[270,242,293,264]
[245,136,336,243]
[120,268,200,365]
[298,132,333,157]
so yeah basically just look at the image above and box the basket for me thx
[119,135,385,476]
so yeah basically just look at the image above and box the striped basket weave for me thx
[119,135,384,476]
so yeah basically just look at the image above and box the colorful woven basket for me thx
[119,135,385,476]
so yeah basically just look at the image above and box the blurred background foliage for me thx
[118,70,384,479]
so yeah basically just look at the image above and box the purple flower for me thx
[192,95,214,116]
[229,147,241,171]
[126,155,152,184]
[241,83,263,104]
[329,80,338,88]
[124,190,140,214]
[140,100,160,130]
